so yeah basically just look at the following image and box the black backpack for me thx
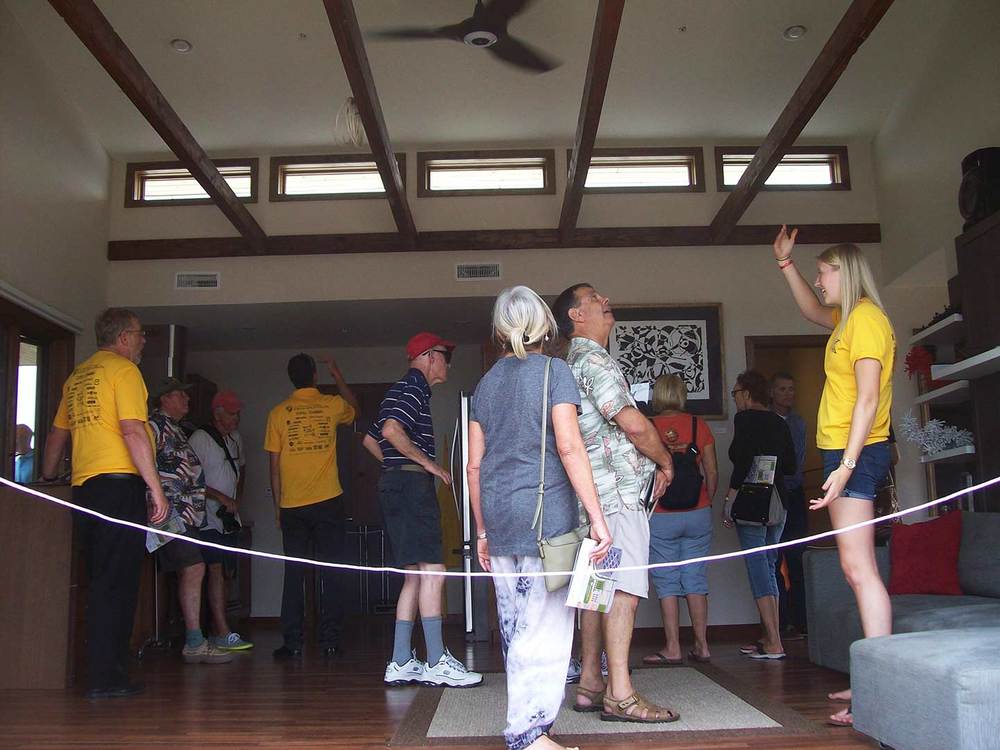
[658,415,704,511]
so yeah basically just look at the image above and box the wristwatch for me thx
[841,456,857,470]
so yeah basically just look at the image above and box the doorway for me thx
[745,334,829,536]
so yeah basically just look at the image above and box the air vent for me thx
[456,262,501,280]
[175,271,220,289]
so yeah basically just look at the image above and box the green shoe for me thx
[212,632,254,651]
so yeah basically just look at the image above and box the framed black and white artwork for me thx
[609,304,725,418]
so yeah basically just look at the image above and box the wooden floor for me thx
[0,619,877,750]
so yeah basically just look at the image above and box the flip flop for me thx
[641,652,684,666]
[827,690,851,703]
[687,649,711,663]
[827,703,853,727]
[739,641,763,655]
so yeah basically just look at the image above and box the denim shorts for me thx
[821,441,891,501]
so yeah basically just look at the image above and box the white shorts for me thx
[606,505,650,599]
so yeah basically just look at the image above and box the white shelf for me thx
[920,445,976,464]
[931,345,1000,381]
[914,380,971,407]
[909,313,965,347]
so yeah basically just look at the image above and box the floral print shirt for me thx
[566,336,654,516]
[149,410,206,530]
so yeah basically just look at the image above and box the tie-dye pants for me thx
[492,555,576,750]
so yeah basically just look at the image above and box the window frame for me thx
[566,147,705,194]
[268,153,407,202]
[416,149,557,198]
[714,146,851,192]
[124,158,259,207]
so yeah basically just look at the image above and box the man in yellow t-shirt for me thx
[41,308,169,700]
[265,352,358,659]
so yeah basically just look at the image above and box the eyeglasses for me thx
[731,388,747,398]
[124,328,147,337]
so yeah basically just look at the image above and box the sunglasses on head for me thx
[427,347,452,365]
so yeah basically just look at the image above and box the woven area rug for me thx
[391,665,820,746]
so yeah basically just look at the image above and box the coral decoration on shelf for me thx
[904,346,934,380]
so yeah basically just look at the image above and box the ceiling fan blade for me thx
[482,0,536,26]
[367,25,462,42]
[489,34,560,72]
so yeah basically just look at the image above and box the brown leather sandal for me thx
[572,684,605,713]
[600,692,680,723]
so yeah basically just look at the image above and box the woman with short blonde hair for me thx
[773,226,896,726]
[469,285,612,750]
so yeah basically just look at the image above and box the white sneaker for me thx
[383,651,426,686]
[421,649,483,688]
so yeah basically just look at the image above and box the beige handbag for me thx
[532,357,590,592]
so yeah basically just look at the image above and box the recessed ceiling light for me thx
[782,25,807,41]
[170,38,193,53]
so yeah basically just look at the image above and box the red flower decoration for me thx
[904,346,934,379]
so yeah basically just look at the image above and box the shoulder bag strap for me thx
[690,414,698,452]
[531,357,552,543]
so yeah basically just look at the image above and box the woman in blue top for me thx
[468,285,611,750]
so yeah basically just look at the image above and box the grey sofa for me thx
[803,511,1000,674]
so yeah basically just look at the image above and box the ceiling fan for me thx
[367,0,561,73]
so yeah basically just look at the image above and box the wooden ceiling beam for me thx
[48,0,267,251]
[708,0,894,243]
[559,0,626,243]
[108,223,881,260]
[323,0,416,243]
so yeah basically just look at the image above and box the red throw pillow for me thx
[888,511,963,595]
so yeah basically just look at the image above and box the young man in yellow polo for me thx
[41,308,169,699]
[265,352,358,659]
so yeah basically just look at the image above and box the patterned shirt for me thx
[566,337,654,516]
[367,368,436,467]
[150,410,206,530]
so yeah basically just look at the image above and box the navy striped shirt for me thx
[367,368,436,466]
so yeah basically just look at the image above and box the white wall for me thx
[186,344,480,618]
[873,0,1000,283]
[0,1,110,355]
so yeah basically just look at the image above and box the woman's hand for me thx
[476,537,491,572]
[721,494,735,528]
[773,224,798,260]
[588,516,613,566]
[812,465,852,510]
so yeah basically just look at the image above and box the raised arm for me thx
[320,354,360,415]
[551,403,611,563]
[774,225,836,330]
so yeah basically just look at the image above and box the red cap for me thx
[406,332,456,361]
[211,390,243,413]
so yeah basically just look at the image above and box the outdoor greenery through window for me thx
[575,148,704,192]
[126,159,257,206]
[269,154,405,201]
[418,150,556,196]
[716,147,850,190]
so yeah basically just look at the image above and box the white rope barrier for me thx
[3,474,997,579]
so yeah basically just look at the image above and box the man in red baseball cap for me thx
[363,333,481,688]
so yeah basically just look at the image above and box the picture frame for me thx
[609,303,726,419]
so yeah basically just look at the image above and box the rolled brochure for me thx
[565,539,621,613]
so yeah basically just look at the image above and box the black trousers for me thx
[279,497,348,649]
[74,474,148,690]
[777,486,808,631]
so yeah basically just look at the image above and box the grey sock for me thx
[392,619,415,666]
[422,616,444,665]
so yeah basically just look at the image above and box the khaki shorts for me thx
[606,505,650,599]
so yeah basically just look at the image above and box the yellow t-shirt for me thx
[817,299,895,450]
[53,350,150,486]
[264,387,356,508]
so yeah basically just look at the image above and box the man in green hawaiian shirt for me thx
[554,283,679,723]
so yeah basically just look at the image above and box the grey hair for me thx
[491,286,556,359]
[95,308,138,347]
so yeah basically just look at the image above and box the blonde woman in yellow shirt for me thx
[773,225,895,728]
